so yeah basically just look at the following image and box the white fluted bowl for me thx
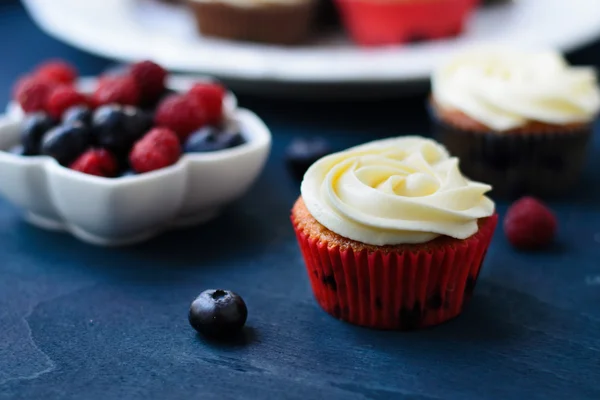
[0,77,271,246]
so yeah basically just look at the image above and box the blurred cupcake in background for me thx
[291,136,497,330]
[335,0,479,47]
[430,48,600,198]
[187,0,317,45]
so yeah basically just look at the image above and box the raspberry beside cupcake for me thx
[430,48,600,198]
[291,136,497,330]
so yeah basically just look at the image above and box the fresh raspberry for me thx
[46,86,89,119]
[35,60,77,85]
[129,128,181,173]
[13,75,57,113]
[504,196,557,250]
[129,60,167,104]
[12,75,35,98]
[188,82,225,124]
[154,94,207,140]
[92,75,139,107]
[70,148,118,177]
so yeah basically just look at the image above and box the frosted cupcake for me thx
[291,136,497,330]
[187,0,316,45]
[335,0,478,46]
[430,48,600,198]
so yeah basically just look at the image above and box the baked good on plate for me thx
[187,0,316,45]
[335,0,479,46]
[291,136,497,330]
[430,48,600,198]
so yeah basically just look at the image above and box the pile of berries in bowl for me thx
[0,59,271,246]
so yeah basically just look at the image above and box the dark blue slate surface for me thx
[1,1,600,399]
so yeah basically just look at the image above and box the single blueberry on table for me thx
[285,137,332,180]
[92,105,152,154]
[189,289,248,339]
[63,105,93,126]
[20,112,56,155]
[183,126,245,153]
[40,122,92,166]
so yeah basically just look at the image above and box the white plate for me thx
[21,0,600,96]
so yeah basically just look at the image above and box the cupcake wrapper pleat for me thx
[431,115,592,199]
[292,214,498,330]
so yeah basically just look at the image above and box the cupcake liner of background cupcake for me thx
[430,111,592,199]
[291,199,498,331]
[334,0,479,46]
[187,0,317,45]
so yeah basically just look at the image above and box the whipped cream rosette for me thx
[432,49,600,131]
[430,48,599,198]
[301,136,494,245]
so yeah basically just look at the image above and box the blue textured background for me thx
[1,1,600,399]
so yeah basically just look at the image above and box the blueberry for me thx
[124,106,153,137]
[189,289,248,338]
[92,105,152,154]
[63,106,92,126]
[285,137,332,180]
[183,126,245,153]
[7,144,25,156]
[40,122,91,165]
[20,112,56,155]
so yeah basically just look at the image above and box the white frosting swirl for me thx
[432,48,600,131]
[301,136,495,246]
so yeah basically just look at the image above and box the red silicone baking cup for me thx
[335,0,479,46]
[292,214,498,330]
